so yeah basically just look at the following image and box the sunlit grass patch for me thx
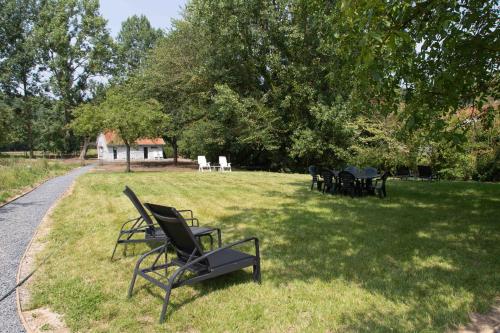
[0,157,78,203]
[29,172,500,332]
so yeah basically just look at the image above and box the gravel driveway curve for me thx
[0,165,93,333]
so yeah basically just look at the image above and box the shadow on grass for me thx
[215,180,500,331]
[122,179,499,330]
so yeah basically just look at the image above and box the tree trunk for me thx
[27,118,34,159]
[172,137,178,165]
[125,143,131,172]
[22,80,34,159]
[79,137,90,160]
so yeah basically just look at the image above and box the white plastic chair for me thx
[197,156,211,172]
[219,156,231,172]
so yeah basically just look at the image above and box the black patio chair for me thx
[395,166,412,180]
[321,169,335,194]
[111,186,221,260]
[417,165,439,181]
[338,171,357,197]
[308,165,323,191]
[374,171,389,198]
[332,170,341,193]
[363,167,378,195]
[128,203,261,323]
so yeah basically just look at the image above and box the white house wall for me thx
[97,133,164,161]
[98,145,164,161]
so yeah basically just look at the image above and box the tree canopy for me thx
[95,85,169,172]
[0,0,498,179]
[115,14,163,79]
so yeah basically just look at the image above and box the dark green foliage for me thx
[115,15,163,79]
[153,0,498,179]
[0,0,498,180]
[0,94,14,145]
[34,0,114,152]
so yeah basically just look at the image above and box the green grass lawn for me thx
[29,172,500,332]
[0,157,78,204]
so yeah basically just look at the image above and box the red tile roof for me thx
[103,131,165,145]
[457,100,499,120]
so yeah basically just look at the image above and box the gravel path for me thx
[0,165,93,333]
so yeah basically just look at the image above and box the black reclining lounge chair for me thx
[111,186,221,259]
[128,203,261,323]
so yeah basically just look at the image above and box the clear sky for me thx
[99,0,188,37]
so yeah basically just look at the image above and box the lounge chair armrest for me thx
[183,217,199,226]
[177,209,194,219]
[178,237,259,272]
[120,225,151,234]
[119,217,144,231]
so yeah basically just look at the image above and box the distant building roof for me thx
[103,131,165,146]
[457,100,499,120]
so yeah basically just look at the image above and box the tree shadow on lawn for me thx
[217,180,500,331]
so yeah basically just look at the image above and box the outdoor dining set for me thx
[309,165,389,198]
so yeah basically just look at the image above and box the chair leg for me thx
[128,245,164,297]
[159,286,173,323]
[111,228,129,260]
[164,246,169,277]
[208,234,214,250]
[253,262,261,283]
[217,228,222,247]
[110,235,121,260]
[127,260,140,298]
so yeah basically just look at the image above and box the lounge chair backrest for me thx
[363,167,378,178]
[344,166,359,177]
[198,156,207,166]
[219,156,228,167]
[123,186,155,230]
[145,203,206,263]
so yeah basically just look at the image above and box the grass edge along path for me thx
[0,158,80,205]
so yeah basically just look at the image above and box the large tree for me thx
[138,19,207,165]
[115,14,163,79]
[0,94,14,146]
[0,0,42,157]
[70,102,103,159]
[167,0,498,170]
[34,0,114,153]
[96,85,169,172]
